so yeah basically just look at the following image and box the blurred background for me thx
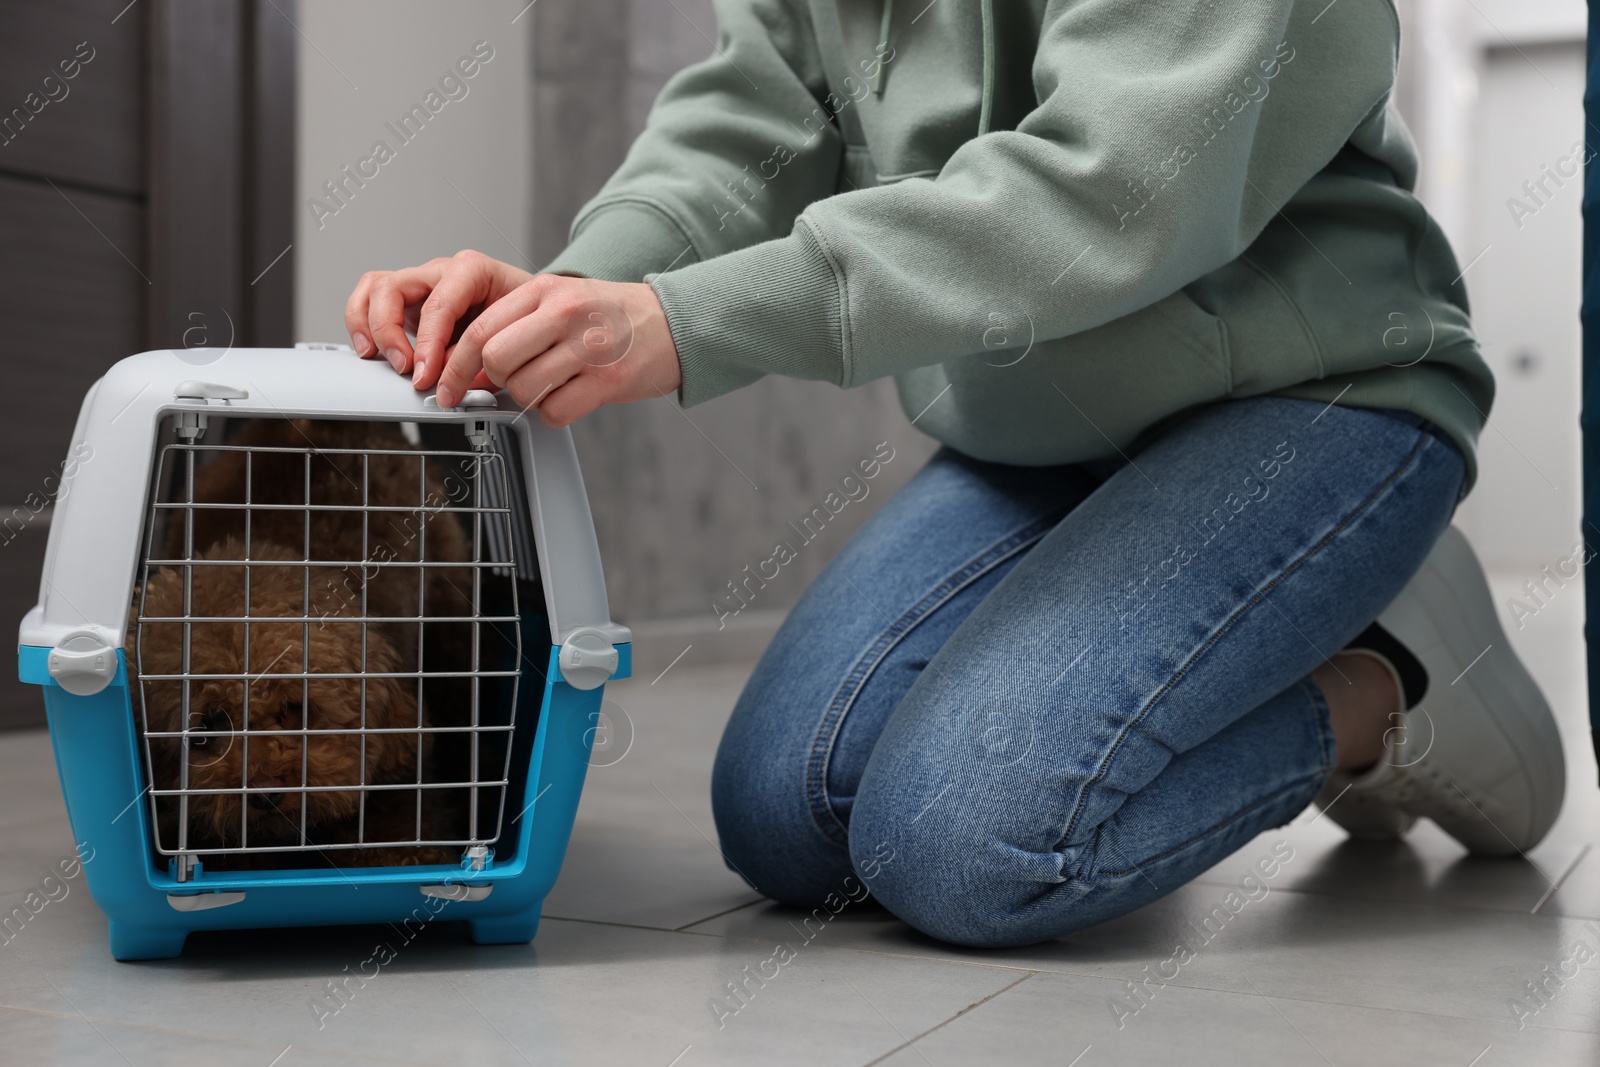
[0,0,1589,732]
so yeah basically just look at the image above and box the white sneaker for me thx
[1314,526,1565,855]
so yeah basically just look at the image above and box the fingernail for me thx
[411,356,423,381]
[437,387,456,408]
[385,348,404,372]
[353,332,370,355]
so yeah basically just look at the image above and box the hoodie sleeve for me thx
[540,0,844,284]
[647,0,1403,406]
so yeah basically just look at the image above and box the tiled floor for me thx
[2,571,1598,1066]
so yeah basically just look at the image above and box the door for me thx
[0,0,296,729]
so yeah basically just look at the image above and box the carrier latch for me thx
[172,381,250,441]
[167,891,246,912]
[558,628,620,691]
[47,633,119,696]
[419,883,493,902]
[464,415,496,450]
[173,381,249,402]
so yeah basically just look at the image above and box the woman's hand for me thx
[431,272,681,427]
[345,250,682,427]
[345,250,534,376]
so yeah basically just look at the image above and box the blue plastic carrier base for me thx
[17,347,634,961]
[31,644,629,961]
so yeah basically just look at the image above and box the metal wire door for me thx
[130,419,525,875]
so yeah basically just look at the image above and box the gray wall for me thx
[295,1,533,343]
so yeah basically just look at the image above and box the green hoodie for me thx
[543,0,1492,492]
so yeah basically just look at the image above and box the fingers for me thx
[411,257,496,391]
[366,266,447,374]
[346,252,532,372]
[345,258,449,361]
[436,278,551,407]
[344,273,384,358]
[432,343,495,395]
[527,372,610,429]
[483,309,572,390]
[502,344,583,414]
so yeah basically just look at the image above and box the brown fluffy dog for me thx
[131,419,482,868]
[162,417,474,639]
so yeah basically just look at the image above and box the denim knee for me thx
[710,728,858,910]
[846,783,1077,949]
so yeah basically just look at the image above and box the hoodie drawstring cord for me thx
[977,0,994,135]
[871,0,994,138]
[872,0,894,94]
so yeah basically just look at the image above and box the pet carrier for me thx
[16,345,632,961]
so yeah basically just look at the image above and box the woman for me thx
[344,0,1565,948]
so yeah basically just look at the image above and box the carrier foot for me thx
[467,907,541,945]
[107,922,189,961]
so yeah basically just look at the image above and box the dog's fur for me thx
[131,419,481,868]
[162,417,475,640]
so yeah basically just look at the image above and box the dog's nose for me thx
[248,791,285,811]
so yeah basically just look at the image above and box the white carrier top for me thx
[19,345,628,677]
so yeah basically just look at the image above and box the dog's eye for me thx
[190,704,229,743]
[283,699,304,722]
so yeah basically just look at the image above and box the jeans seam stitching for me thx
[1305,675,1336,777]
[805,512,1066,845]
[1056,427,1431,853]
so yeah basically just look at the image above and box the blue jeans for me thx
[710,396,1466,948]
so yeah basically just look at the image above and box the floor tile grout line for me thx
[1183,869,1600,922]
[17,959,1600,1050]
[550,913,1600,1035]
[1532,842,1591,914]
[643,924,1055,973]
[544,914,1066,976]
[0,1003,426,1066]
[1180,979,1600,1037]
[673,896,766,932]
[856,970,1039,1067]
[866,960,1600,1042]
[541,914,694,935]
[1028,968,1600,1037]
[558,899,1600,1002]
